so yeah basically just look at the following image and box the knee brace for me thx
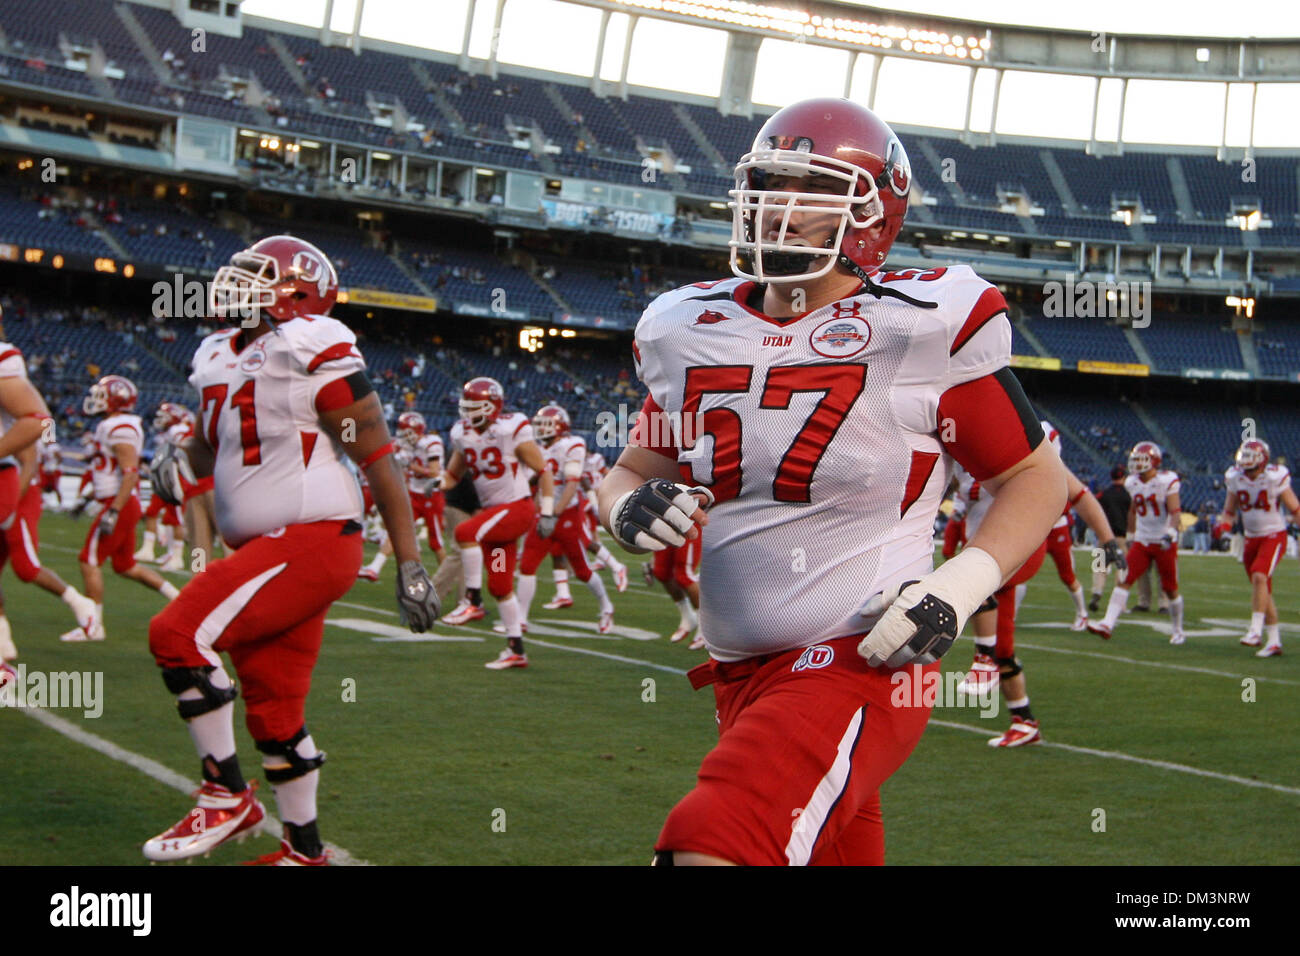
[161,666,238,720]
[976,594,999,614]
[255,726,326,784]
[995,656,1023,679]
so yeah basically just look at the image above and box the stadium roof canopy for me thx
[223,0,1300,148]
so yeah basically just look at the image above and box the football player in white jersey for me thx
[1088,441,1186,643]
[598,99,1067,865]
[358,411,445,580]
[439,377,554,669]
[543,450,629,609]
[1218,439,1299,657]
[0,307,98,679]
[142,235,439,865]
[514,405,614,633]
[136,403,191,569]
[63,376,179,642]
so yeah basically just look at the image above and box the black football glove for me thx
[1103,539,1127,572]
[537,514,557,538]
[396,560,439,632]
[97,507,119,539]
[609,479,713,552]
[150,441,195,507]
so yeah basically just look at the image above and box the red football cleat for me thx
[442,599,486,625]
[356,567,379,582]
[142,780,266,862]
[244,835,329,866]
[1086,620,1113,640]
[988,719,1041,748]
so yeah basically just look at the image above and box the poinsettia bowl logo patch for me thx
[240,342,268,372]
[809,316,871,358]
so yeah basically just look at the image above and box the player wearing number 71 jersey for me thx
[1088,441,1185,643]
[599,97,1067,866]
[143,235,439,866]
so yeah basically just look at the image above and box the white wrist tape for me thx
[540,498,554,517]
[925,546,1004,626]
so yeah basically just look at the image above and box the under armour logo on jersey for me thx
[832,302,862,319]
[792,644,835,672]
[694,309,731,326]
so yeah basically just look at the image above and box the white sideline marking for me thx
[328,617,483,642]
[928,718,1300,796]
[1014,637,1300,687]
[21,705,372,865]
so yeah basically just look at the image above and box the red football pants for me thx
[455,498,536,598]
[148,520,363,741]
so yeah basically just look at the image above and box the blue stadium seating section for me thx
[2,2,1297,252]
[1023,315,1139,365]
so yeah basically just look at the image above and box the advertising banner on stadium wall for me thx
[1076,359,1150,376]
[1182,367,1253,380]
[341,288,438,312]
[552,311,637,330]
[540,199,673,237]
[453,301,532,321]
[1010,354,1062,370]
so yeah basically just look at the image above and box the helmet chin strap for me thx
[836,253,939,310]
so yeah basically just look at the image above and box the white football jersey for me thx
[0,343,30,468]
[1041,420,1070,529]
[450,412,534,508]
[406,433,443,494]
[89,414,144,500]
[1225,464,1291,536]
[189,316,366,548]
[38,440,61,471]
[954,462,989,532]
[634,265,1025,662]
[1125,470,1181,545]
[543,434,587,511]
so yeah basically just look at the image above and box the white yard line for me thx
[1014,637,1300,687]
[928,718,1300,796]
[21,707,371,865]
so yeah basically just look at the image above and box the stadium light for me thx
[1226,295,1255,318]
[607,0,987,60]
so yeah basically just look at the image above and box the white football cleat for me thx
[1085,620,1113,640]
[442,600,486,625]
[955,653,1001,697]
[669,624,691,643]
[688,632,706,650]
[485,649,528,670]
[988,719,1041,748]
[1169,632,1186,646]
[614,565,629,593]
[133,545,157,563]
[1070,613,1088,632]
[68,594,98,633]
[143,780,266,862]
[60,623,105,642]
[356,567,380,582]
[159,551,185,572]
[598,610,614,634]
[1256,643,1283,658]
[1240,632,1262,647]
[542,595,573,610]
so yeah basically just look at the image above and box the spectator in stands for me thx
[1193,509,1211,554]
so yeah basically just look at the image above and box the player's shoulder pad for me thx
[1161,469,1181,486]
[449,420,466,442]
[1124,473,1142,492]
[1225,465,1241,483]
[498,411,531,438]
[636,277,746,342]
[1269,463,1290,481]
[877,265,1007,337]
[277,315,363,372]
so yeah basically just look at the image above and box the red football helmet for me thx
[730,97,912,283]
[532,404,571,445]
[397,411,427,444]
[459,377,504,430]
[210,234,338,322]
[1128,441,1163,476]
[84,375,138,416]
[1236,439,1270,472]
[153,402,191,431]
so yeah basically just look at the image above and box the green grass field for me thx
[4,515,1298,865]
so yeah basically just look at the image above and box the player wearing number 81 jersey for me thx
[1219,439,1299,656]
[1088,441,1185,642]
[599,98,1068,867]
